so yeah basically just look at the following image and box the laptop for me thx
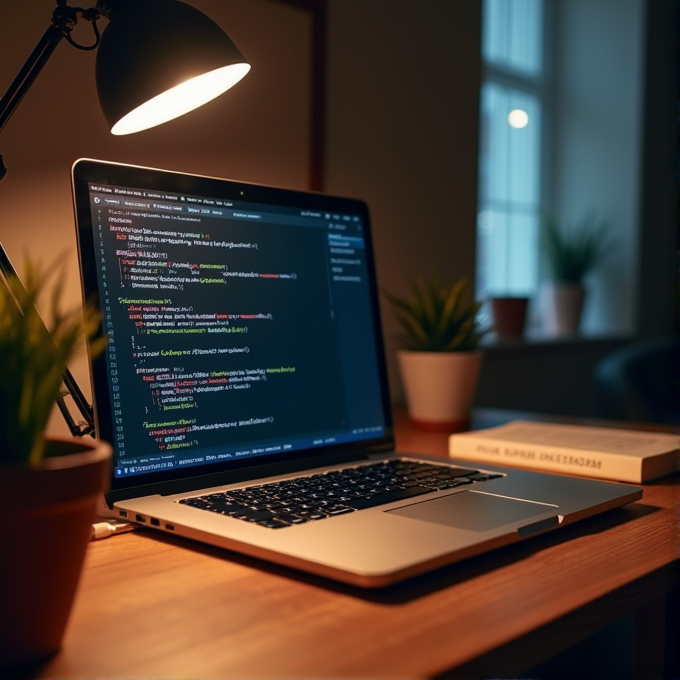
[71,158,642,588]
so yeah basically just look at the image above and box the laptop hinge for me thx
[104,448,378,506]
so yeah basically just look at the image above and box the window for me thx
[477,0,546,301]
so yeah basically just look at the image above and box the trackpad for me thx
[388,490,557,532]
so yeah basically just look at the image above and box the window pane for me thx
[477,83,542,298]
[483,0,543,77]
[477,209,539,297]
[478,84,541,206]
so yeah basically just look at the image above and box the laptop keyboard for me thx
[178,459,503,529]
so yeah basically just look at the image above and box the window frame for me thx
[477,0,552,304]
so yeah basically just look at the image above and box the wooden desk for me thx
[41,410,679,678]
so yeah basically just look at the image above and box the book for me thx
[448,421,680,483]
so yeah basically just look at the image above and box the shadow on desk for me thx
[138,499,660,604]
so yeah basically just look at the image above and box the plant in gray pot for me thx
[541,216,609,336]
[0,260,111,674]
[383,277,489,431]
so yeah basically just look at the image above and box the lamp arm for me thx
[0,242,96,437]
[57,385,95,438]
[0,2,105,435]
[0,23,63,183]
[0,1,105,181]
[0,24,64,139]
[62,367,96,436]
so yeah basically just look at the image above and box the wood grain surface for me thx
[39,410,679,678]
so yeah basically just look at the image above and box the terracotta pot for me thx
[0,437,112,674]
[397,350,482,431]
[540,282,585,336]
[490,296,529,339]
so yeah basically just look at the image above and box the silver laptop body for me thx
[72,159,642,588]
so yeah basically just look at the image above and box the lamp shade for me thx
[96,0,250,135]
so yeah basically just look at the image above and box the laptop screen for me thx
[72,160,393,497]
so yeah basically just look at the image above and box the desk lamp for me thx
[0,0,251,434]
[0,0,251,178]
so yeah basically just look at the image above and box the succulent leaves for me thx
[383,278,488,352]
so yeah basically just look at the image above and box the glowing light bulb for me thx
[111,63,251,135]
[508,109,529,129]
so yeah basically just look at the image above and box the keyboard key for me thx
[235,509,276,522]
[274,513,308,524]
[324,505,355,516]
[346,485,432,510]
[258,519,289,529]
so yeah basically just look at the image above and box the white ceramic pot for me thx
[540,282,585,337]
[397,350,483,431]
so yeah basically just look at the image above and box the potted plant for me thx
[383,277,489,431]
[0,259,112,673]
[489,295,530,340]
[540,216,609,336]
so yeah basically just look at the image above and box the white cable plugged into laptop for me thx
[91,519,136,540]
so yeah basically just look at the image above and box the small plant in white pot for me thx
[541,216,609,336]
[383,277,489,431]
[0,259,111,674]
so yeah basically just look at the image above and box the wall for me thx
[636,0,679,337]
[550,0,645,336]
[325,0,482,399]
[475,337,630,418]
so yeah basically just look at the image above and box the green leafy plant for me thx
[0,259,102,465]
[382,277,489,352]
[543,216,609,284]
